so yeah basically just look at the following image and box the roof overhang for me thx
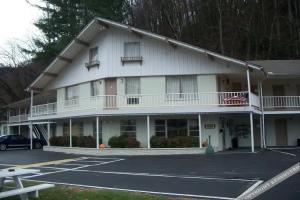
[27,17,265,92]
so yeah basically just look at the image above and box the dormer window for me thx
[121,42,143,65]
[85,47,100,70]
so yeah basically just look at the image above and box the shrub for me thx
[150,136,199,148]
[108,135,140,148]
[50,136,70,147]
[50,136,96,148]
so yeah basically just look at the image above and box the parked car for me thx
[0,134,46,151]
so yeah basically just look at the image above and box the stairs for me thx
[33,124,48,145]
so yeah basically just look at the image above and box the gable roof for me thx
[28,17,264,92]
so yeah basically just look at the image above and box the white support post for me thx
[259,116,264,149]
[198,114,202,148]
[29,90,34,150]
[250,112,254,153]
[30,90,34,117]
[96,116,99,149]
[29,122,33,150]
[262,113,266,148]
[147,115,150,149]
[47,122,50,146]
[259,81,266,148]
[246,68,252,106]
[69,118,72,148]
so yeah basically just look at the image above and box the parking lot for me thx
[0,148,299,200]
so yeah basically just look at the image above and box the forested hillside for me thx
[1,0,300,110]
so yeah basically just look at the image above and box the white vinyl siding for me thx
[124,42,140,57]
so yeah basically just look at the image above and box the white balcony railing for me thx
[9,114,30,123]
[263,96,300,109]
[32,102,57,117]
[31,92,253,117]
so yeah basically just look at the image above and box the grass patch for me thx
[3,181,168,200]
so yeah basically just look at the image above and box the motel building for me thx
[1,18,300,154]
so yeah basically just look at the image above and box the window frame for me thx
[120,120,137,138]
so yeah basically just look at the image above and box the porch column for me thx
[198,114,202,148]
[147,115,150,149]
[246,68,252,106]
[250,112,254,153]
[259,116,264,148]
[96,116,99,149]
[29,122,33,150]
[18,107,21,135]
[47,122,50,146]
[69,118,72,147]
[30,90,34,117]
[259,81,266,148]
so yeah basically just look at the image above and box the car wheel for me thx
[0,144,7,151]
[34,142,42,149]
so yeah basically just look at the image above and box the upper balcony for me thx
[30,91,260,118]
[263,96,300,112]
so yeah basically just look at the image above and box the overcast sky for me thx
[0,0,43,47]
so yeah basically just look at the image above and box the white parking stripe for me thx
[23,179,235,200]
[71,169,259,182]
[24,159,124,178]
[269,149,296,157]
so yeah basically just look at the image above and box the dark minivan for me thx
[0,135,45,151]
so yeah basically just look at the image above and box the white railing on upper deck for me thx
[9,114,30,123]
[263,96,300,109]
[31,92,254,117]
[32,102,57,117]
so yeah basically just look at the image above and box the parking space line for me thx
[269,149,297,157]
[70,169,259,182]
[23,179,235,200]
[24,158,125,179]
[8,158,85,170]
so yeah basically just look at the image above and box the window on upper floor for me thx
[85,47,100,70]
[65,85,79,106]
[125,77,140,105]
[91,80,101,96]
[166,75,197,99]
[121,42,143,65]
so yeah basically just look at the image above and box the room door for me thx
[105,78,117,108]
[275,118,288,146]
[272,85,285,107]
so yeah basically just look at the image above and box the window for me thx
[120,120,136,138]
[91,80,101,96]
[166,76,197,99]
[121,42,142,65]
[125,77,140,94]
[89,47,98,62]
[167,119,188,137]
[188,119,199,137]
[125,77,140,104]
[124,42,140,58]
[65,85,79,100]
[63,122,83,137]
[155,120,166,137]
[86,47,100,70]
